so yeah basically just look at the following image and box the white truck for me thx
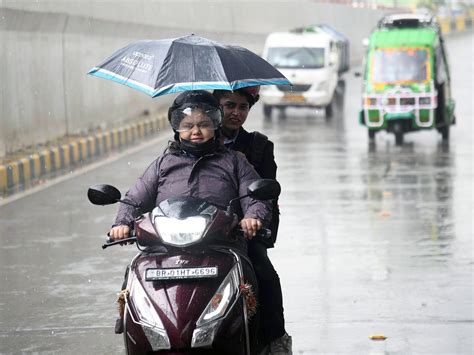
[260,25,349,119]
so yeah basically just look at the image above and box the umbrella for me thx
[88,34,291,97]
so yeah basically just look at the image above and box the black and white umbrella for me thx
[88,34,291,97]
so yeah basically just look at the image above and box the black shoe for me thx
[269,333,292,355]
[115,318,124,334]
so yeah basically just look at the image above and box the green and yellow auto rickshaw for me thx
[360,13,455,145]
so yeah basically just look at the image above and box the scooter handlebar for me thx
[102,232,137,249]
[102,228,270,249]
[237,228,271,239]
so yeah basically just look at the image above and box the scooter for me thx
[87,179,280,355]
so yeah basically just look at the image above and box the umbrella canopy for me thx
[88,34,291,97]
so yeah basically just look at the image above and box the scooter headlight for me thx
[191,264,240,348]
[154,216,207,246]
[129,275,170,350]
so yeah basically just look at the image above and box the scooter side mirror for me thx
[87,184,121,205]
[247,179,281,201]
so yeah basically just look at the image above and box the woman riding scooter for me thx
[108,90,273,353]
[109,90,270,240]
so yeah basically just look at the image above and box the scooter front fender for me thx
[123,249,248,353]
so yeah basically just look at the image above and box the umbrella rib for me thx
[226,47,257,90]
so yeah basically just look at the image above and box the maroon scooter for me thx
[87,179,280,355]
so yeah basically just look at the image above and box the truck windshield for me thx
[371,48,430,84]
[266,47,325,69]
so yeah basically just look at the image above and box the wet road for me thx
[1,34,472,354]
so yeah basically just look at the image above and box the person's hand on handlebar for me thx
[240,218,262,240]
[109,225,130,241]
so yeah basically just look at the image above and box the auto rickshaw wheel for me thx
[436,84,446,124]
[440,124,450,142]
[368,129,376,141]
[436,84,450,142]
[395,131,404,146]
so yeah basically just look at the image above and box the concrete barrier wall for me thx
[1,0,390,158]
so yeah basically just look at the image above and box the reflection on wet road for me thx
[0,34,472,354]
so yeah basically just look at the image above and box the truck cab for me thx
[260,26,348,119]
[360,13,455,145]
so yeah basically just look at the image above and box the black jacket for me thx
[228,128,280,247]
[231,128,277,180]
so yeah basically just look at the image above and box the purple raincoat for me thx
[114,146,271,227]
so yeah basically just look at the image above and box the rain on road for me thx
[0,34,472,354]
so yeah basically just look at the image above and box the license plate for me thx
[283,93,306,103]
[145,266,218,281]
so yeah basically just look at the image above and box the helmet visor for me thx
[170,104,222,132]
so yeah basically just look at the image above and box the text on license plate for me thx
[283,93,306,102]
[145,267,218,281]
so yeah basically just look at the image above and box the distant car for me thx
[359,13,456,145]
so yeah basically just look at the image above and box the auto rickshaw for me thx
[360,13,455,145]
